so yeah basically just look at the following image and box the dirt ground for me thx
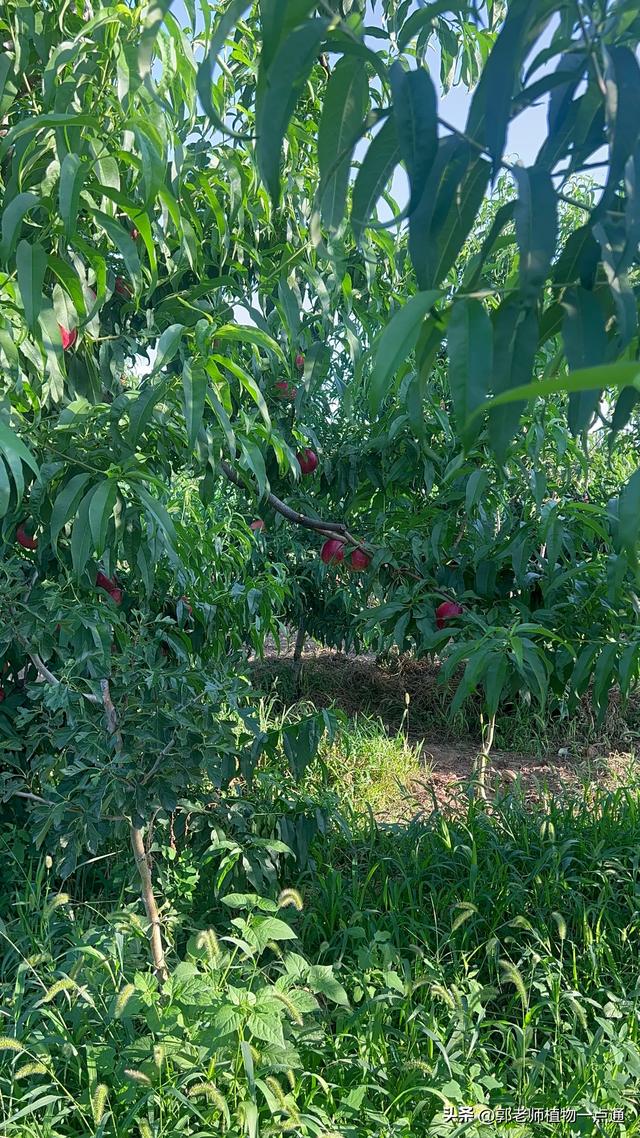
[250,644,639,816]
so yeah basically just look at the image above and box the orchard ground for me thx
[251,641,640,819]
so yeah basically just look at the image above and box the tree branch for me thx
[220,459,367,551]
[29,653,101,704]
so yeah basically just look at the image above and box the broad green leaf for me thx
[484,652,509,717]
[397,1,467,52]
[461,201,515,291]
[465,468,489,515]
[618,467,640,556]
[369,290,441,415]
[136,485,179,558]
[448,298,492,444]
[466,0,539,173]
[37,308,67,404]
[307,964,350,1007]
[214,323,285,362]
[513,166,558,301]
[390,62,437,214]
[471,360,640,427]
[255,18,330,206]
[151,323,185,375]
[16,240,47,332]
[138,0,173,78]
[598,46,640,217]
[197,0,253,136]
[0,192,40,263]
[611,386,640,435]
[50,472,93,551]
[0,457,10,518]
[91,210,142,293]
[88,479,118,557]
[561,286,607,434]
[239,437,268,499]
[0,420,39,514]
[318,56,368,231]
[182,361,207,450]
[128,381,168,447]
[351,116,400,244]
[409,138,489,289]
[58,153,85,239]
[488,301,539,462]
[71,485,100,578]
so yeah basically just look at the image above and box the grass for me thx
[3,668,640,1137]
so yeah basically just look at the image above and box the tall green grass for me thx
[3,773,640,1136]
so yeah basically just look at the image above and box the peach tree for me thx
[3,0,640,965]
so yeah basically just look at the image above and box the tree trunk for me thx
[101,678,169,982]
[130,823,169,983]
[292,617,305,692]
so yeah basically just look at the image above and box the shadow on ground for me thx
[251,646,640,816]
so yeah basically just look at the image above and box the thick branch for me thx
[220,459,367,550]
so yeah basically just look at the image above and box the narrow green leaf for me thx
[197,0,252,136]
[390,62,437,214]
[409,138,489,289]
[50,472,93,551]
[151,323,185,375]
[552,224,600,290]
[59,154,85,239]
[37,308,67,404]
[71,485,100,578]
[597,46,640,217]
[461,201,515,291]
[619,467,640,556]
[91,210,142,293]
[0,192,40,263]
[488,301,539,461]
[466,0,537,173]
[255,18,330,206]
[137,0,173,78]
[128,381,168,447]
[611,386,640,435]
[351,117,400,244]
[136,485,179,557]
[471,360,640,427]
[318,56,368,231]
[465,468,489,514]
[369,290,441,415]
[182,361,207,450]
[214,323,285,362]
[561,286,607,434]
[397,1,466,51]
[16,240,47,332]
[513,166,558,301]
[0,457,10,518]
[239,437,268,499]
[448,299,492,443]
[88,479,118,557]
